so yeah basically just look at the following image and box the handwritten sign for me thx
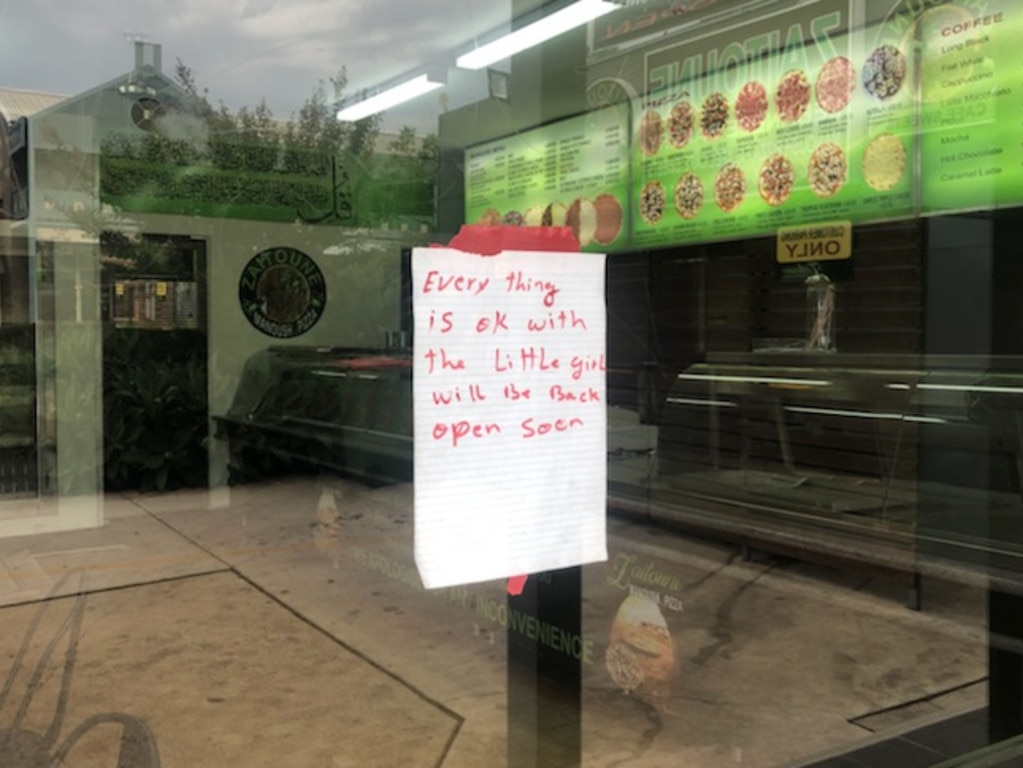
[412,247,608,589]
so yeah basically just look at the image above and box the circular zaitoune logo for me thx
[239,247,326,338]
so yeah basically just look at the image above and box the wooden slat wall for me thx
[751,220,924,354]
[607,219,926,484]
[606,252,650,413]
[607,220,924,378]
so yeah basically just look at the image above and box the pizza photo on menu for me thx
[542,201,568,226]
[639,109,664,156]
[815,56,856,113]
[734,81,768,132]
[476,208,502,225]
[593,193,624,245]
[775,69,811,123]
[566,197,597,246]
[714,163,746,213]
[668,101,695,149]
[863,44,907,100]
[700,92,729,139]
[674,172,704,219]
[524,205,544,227]
[808,143,847,198]
[862,133,907,191]
[639,180,667,225]
[758,154,795,207]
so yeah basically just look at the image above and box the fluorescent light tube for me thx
[676,373,831,387]
[337,73,444,121]
[665,397,737,408]
[918,383,1023,394]
[456,0,619,70]
[784,405,948,425]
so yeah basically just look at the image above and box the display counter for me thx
[216,347,1023,606]
[606,353,1023,607]
[213,346,412,486]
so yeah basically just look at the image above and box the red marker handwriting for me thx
[476,311,510,334]
[423,348,465,373]
[432,420,501,447]
[428,310,454,333]
[430,416,587,445]
[422,270,490,296]
[504,271,560,307]
[549,384,600,402]
[431,385,487,405]
[526,310,587,331]
[521,417,585,438]
[493,346,560,373]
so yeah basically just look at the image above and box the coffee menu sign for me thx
[915,1,1020,213]
[464,106,630,252]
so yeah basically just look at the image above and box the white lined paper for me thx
[412,247,608,589]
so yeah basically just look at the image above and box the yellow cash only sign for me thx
[776,221,852,263]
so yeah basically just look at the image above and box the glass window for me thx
[2,0,1022,765]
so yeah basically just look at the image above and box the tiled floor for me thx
[0,476,1009,767]
[789,707,988,768]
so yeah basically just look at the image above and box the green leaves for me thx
[97,65,437,228]
[102,329,208,492]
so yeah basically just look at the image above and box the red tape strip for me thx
[438,224,580,255]
[506,574,528,596]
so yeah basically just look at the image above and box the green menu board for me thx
[463,1,1022,253]
[629,14,918,248]
[464,106,631,252]
[916,1,1022,213]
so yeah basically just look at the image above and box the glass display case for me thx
[607,352,1023,608]
[213,346,412,486]
[217,344,1023,609]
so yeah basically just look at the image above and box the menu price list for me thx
[917,1,1021,213]
[464,107,631,250]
